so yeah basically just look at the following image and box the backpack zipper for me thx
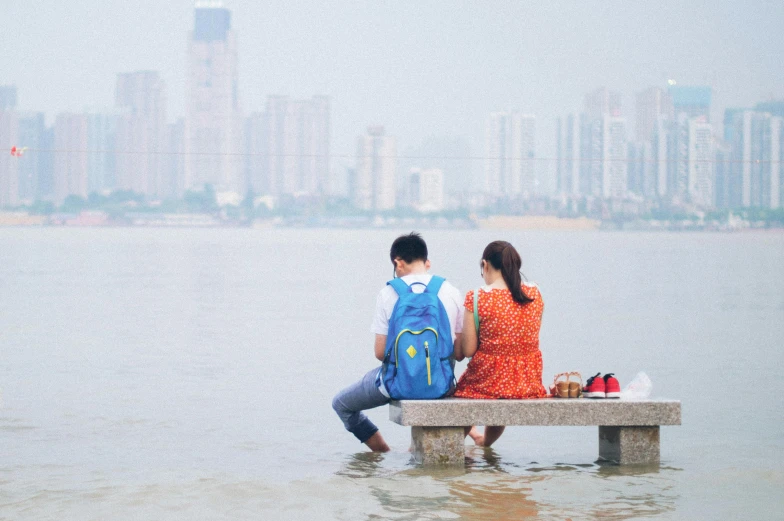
[424,341,431,385]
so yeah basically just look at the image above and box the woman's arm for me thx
[457,309,478,360]
[452,332,463,361]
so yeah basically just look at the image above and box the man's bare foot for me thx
[365,431,391,452]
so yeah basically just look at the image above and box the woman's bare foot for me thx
[365,431,391,452]
[467,426,485,446]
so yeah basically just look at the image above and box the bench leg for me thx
[599,426,660,465]
[410,426,465,466]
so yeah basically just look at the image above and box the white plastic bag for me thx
[620,371,652,400]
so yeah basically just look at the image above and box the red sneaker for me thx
[603,373,621,399]
[583,373,605,398]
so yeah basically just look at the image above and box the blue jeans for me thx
[332,367,390,443]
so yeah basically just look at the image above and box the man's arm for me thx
[374,334,386,361]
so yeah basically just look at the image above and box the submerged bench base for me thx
[394,398,680,467]
[411,426,465,466]
[410,425,661,467]
[599,425,660,465]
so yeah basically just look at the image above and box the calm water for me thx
[1,228,783,520]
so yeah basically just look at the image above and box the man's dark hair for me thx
[390,232,428,264]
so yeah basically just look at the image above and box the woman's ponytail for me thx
[482,241,533,305]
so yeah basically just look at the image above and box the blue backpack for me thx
[377,276,455,399]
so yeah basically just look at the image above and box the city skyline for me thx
[2,1,782,168]
[1,2,783,215]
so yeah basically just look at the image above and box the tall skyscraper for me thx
[354,126,396,211]
[635,87,673,142]
[185,1,242,193]
[0,107,19,207]
[584,87,622,119]
[53,113,89,203]
[556,114,581,195]
[245,95,330,197]
[115,71,166,197]
[163,119,186,199]
[508,113,536,196]
[484,112,506,195]
[668,86,712,121]
[485,112,536,197]
[0,85,16,112]
[627,141,653,197]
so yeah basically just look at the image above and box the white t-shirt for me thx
[370,273,464,340]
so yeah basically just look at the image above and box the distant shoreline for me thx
[1,211,782,232]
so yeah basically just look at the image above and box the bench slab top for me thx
[389,398,681,427]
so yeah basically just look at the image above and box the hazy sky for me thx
[3,0,783,184]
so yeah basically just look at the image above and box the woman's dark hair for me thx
[482,241,533,305]
[390,232,428,264]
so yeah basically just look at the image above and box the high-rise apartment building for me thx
[627,141,653,197]
[652,116,670,197]
[687,117,714,207]
[409,167,445,213]
[727,111,782,208]
[485,112,536,197]
[575,113,628,198]
[185,1,242,193]
[115,71,166,197]
[245,95,330,197]
[635,87,673,142]
[53,113,89,203]
[601,116,629,198]
[86,111,118,194]
[17,112,46,202]
[558,88,628,199]
[654,113,715,206]
[354,126,396,211]
[714,142,733,209]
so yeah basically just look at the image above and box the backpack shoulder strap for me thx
[425,275,445,294]
[387,277,410,296]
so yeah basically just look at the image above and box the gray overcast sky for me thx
[2,0,784,184]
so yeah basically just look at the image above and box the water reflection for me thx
[447,476,542,519]
[334,449,680,519]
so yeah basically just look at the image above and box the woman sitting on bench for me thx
[453,240,547,447]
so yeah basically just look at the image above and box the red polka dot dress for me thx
[453,284,547,399]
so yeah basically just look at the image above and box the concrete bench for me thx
[389,398,681,466]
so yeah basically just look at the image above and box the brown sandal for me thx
[550,372,582,398]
